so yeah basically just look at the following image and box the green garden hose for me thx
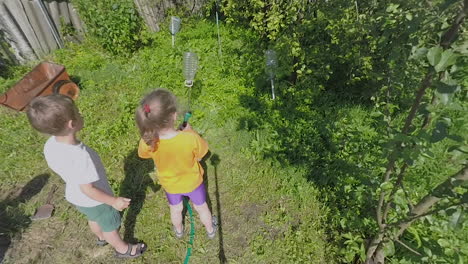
[183,198,195,264]
[182,111,192,129]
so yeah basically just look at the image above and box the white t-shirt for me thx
[43,137,114,207]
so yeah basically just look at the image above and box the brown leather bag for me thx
[0,62,79,111]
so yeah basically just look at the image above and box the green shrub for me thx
[73,0,144,55]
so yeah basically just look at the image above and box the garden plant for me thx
[0,0,467,263]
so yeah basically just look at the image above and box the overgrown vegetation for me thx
[222,0,468,263]
[73,0,145,55]
[0,0,467,263]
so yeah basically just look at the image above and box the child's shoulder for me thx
[44,137,88,156]
[179,130,200,139]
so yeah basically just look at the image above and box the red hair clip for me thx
[144,104,151,113]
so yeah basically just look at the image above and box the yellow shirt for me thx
[138,130,209,193]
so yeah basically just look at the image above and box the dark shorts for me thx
[75,203,121,232]
[165,183,207,206]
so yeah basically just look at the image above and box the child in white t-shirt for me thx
[26,94,147,258]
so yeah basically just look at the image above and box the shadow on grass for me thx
[228,26,383,253]
[210,153,227,264]
[0,173,50,261]
[199,151,226,264]
[120,149,159,243]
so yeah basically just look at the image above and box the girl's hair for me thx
[135,89,178,151]
[26,94,79,135]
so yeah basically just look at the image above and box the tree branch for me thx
[395,165,468,238]
[396,239,422,256]
[402,71,435,134]
[376,68,434,229]
[383,163,409,220]
[391,200,467,229]
[401,181,415,211]
[366,2,467,261]
[440,0,468,49]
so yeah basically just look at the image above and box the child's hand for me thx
[183,123,192,131]
[112,197,131,211]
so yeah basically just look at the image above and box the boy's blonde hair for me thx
[26,94,79,135]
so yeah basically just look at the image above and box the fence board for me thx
[133,0,207,32]
[47,1,61,34]
[32,0,59,51]
[22,0,49,55]
[0,0,83,64]
[58,1,71,27]
[0,2,36,62]
[68,3,83,34]
[0,32,18,65]
[5,0,42,58]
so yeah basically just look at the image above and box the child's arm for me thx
[183,123,209,159]
[80,184,130,211]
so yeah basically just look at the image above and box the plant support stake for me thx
[169,16,181,48]
[215,0,222,58]
[265,50,278,100]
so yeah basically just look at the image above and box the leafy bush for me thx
[226,0,468,263]
[73,0,144,55]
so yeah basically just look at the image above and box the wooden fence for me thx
[134,0,207,32]
[0,0,84,64]
[0,0,209,67]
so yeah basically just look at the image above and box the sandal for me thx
[174,226,184,239]
[207,215,218,239]
[115,242,147,259]
[96,239,108,246]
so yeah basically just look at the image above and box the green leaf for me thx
[421,150,435,159]
[386,4,400,13]
[437,238,451,248]
[434,81,458,94]
[436,91,452,105]
[383,240,395,257]
[394,133,412,143]
[463,192,468,203]
[440,0,459,12]
[453,146,468,154]
[423,247,433,257]
[427,47,443,66]
[447,135,463,142]
[380,181,393,192]
[407,227,422,248]
[410,47,428,60]
[434,80,459,105]
[393,189,407,208]
[449,209,464,229]
[434,50,458,72]
[431,122,448,143]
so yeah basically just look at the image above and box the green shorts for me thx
[75,203,121,232]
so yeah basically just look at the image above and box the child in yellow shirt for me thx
[135,89,217,239]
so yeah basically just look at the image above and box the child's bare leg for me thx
[169,202,184,232]
[102,229,140,254]
[88,220,104,240]
[192,202,213,233]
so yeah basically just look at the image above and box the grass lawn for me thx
[0,19,332,263]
